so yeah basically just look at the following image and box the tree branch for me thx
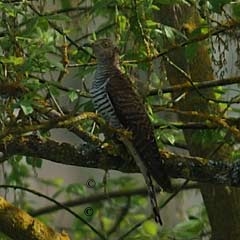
[149,76,240,96]
[29,183,198,217]
[1,135,239,188]
[0,196,70,240]
[2,75,238,103]
[153,106,240,140]
[154,118,240,130]
[126,19,240,64]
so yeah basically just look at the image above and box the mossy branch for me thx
[0,196,70,240]
[0,135,239,188]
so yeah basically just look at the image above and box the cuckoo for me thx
[87,39,171,225]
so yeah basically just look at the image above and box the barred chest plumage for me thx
[90,65,121,128]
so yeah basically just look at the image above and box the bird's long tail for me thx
[146,172,162,224]
[120,138,162,225]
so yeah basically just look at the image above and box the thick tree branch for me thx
[0,185,107,240]
[0,196,70,240]
[1,135,239,188]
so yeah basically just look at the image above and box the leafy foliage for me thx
[0,0,239,239]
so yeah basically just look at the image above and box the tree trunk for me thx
[156,5,240,240]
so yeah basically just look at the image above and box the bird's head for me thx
[85,39,120,64]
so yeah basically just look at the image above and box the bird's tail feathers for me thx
[120,138,163,225]
[146,172,162,225]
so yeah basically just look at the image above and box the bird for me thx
[87,38,171,225]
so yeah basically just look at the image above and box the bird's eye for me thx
[102,42,109,48]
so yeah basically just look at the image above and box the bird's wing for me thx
[106,67,171,191]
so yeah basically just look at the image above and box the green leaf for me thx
[20,100,34,115]
[26,157,43,168]
[151,4,160,11]
[167,134,175,145]
[0,56,24,65]
[40,178,64,188]
[48,85,60,97]
[173,219,203,239]
[101,217,112,230]
[164,26,175,42]
[7,156,30,184]
[142,220,158,236]
[190,25,210,37]
[146,20,159,28]
[0,3,17,17]
[23,79,41,91]
[37,17,49,32]
[66,183,86,195]
[68,90,78,102]
[117,15,128,33]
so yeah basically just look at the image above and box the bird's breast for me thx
[90,77,121,128]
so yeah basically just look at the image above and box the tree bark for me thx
[157,4,240,240]
[1,135,239,187]
[0,197,70,240]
